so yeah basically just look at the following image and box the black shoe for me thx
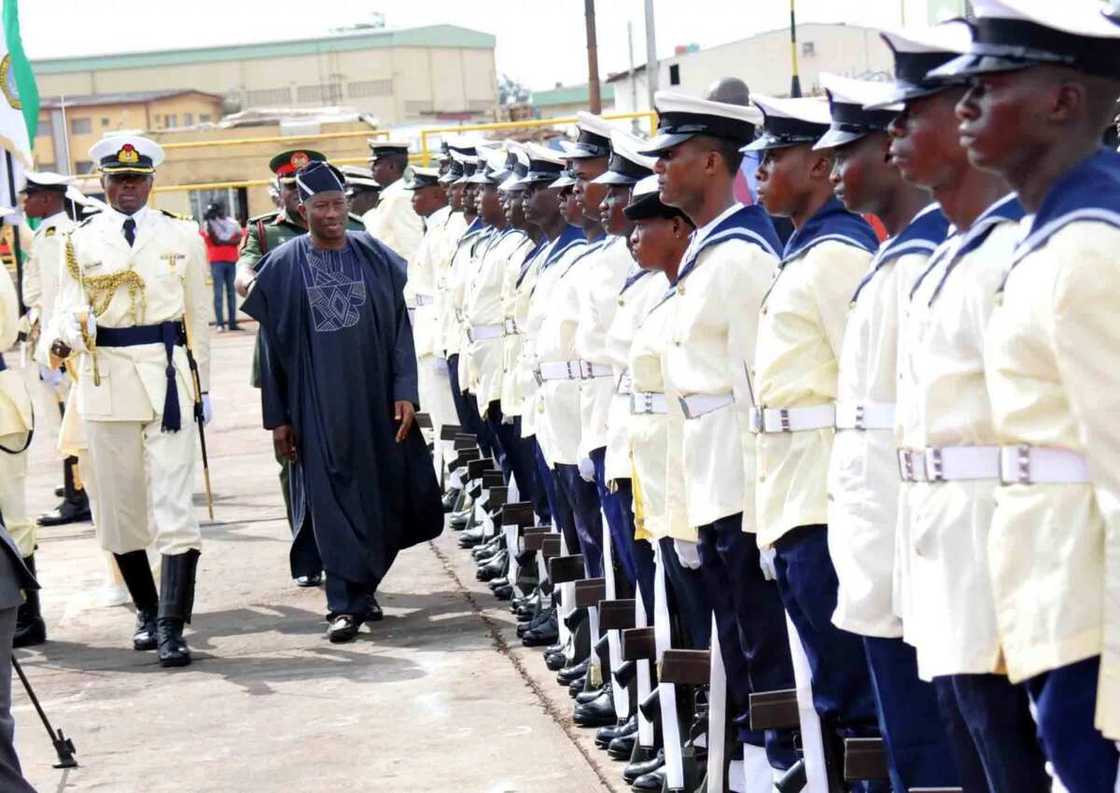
[366,597,384,622]
[449,507,473,531]
[493,584,514,601]
[441,488,462,513]
[596,715,635,749]
[476,552,507,582]
[53,487,64,498]
[557,657,590,686]
[568,676,587,698]
[115,551,159,651]
[36,494,91,527]
[472,537,503,560]
[133,609,158,651]
[631,766,667,791]
[521,614,559,647]
[156,551,200,667]
[487,577,510,590]
[545,650,570,672]
[624,749,664,785]
[157,618,191,667]
[608,732,637,761]
[327,614,363,643]
[574,690,616,727]
[458,527,487,548]
[13,556,45,648]
[576,684,605,705]
[295,573,322,587]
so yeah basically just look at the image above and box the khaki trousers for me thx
[85,416,202,556]
[0,432,32,557]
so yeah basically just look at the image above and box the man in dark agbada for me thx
[242,161,443,643]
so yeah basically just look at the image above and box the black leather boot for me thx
[37,457,91,527]
[114,550,159,651]
[13,555,46,648]
[157,550,200,668]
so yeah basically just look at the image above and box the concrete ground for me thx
[11,327,628,793]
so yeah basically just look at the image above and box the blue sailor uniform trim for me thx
[621,267,653,294]
[96,321,187,433]
[0,352,5,372]
[781,196,880,266]
[540,224,587,271]
[850,204,949,304]
[515,239,548,286]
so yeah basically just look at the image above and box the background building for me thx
[607,23,894,111]
[32,24,498,130]
[529,83,616,117]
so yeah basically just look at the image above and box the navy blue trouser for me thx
[657,537,711,650]
[552,463,603,577]
[1025,656,1119,793]
[588,447,639,584]
[488,406,538,510]
[697,514,798,768]
[773,524,886,791]
[863,636,960,791]
[934,673,1050,793]
[324,557,393,618]
[533,441,566,535]
[446,355,498,461]
[631,535,656,626]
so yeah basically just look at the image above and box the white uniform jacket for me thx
[363,178,425,262]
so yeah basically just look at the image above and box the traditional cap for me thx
[368,139,411,158]
[741,95,832,152]
[295,160,347,201]
[639,91,763,155]
[22,171,73,192]
[269,149,327,183]
[90,134,164,174]
[867,21,976,108]
[592,129,657,186]
[518,142,566,186]
[814,74,902,150]
[928,0,1120,80]
[624,173,692,223]
[565,112,615,159]
[405,166,443,190]
[340,165,380,192]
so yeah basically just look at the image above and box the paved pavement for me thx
[10,327,625,793]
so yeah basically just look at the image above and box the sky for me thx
[20,1,951,92]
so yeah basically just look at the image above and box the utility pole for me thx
[789,0,802,97]
[585,0,602,114]
[627,21,638,114]
[644,0,658,109]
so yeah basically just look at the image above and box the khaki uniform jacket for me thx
[0,265,31,439]
[53,207,210,423]
[534,241,603,466]
[409,206,456,361]
[755,237,871,547]
[363,178,425,262]
[897,198,1023,680]
[628,286,691,541]
[464,228,532,409]
[575,235,638,459]
[828,205,947,640]
[499,238,545,418]
[984,158,1120,738]
[604,271,668,483]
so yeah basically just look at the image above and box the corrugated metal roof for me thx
[531,83,616,108]
[40,90,224,108]
[32,24,495,74]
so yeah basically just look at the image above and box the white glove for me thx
[674,539,702,570]
[62,312,95,353]
[577,456,596,483]
[38,364,64,389]
[759,546,778,582]
[501,414,515,425]
[201,394,213,426]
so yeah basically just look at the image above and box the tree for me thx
[498,74,531,107]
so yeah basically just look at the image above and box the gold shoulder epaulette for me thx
[159,209,193,222]
[248,210,280,223]
[43,226,57,237]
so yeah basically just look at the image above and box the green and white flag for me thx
[0,0,37,167]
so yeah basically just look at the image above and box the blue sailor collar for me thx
[560,236,610,277]
[541,224,587,270]
[1009,147,1120,270]
[781,196,879,267]
[918,193,1024,305]
[850,204,949,304]
[672,203,782,287]
[621,266,653,294]
[515,237,549,286]
[458,216,486,244]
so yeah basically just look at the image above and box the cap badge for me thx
[118,144,140,164]
[291,151,310,169]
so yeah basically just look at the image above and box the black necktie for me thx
[122,217,136,247]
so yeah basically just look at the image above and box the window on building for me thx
[36,116,52,138]
[74,160,95,174]
[36,162,57,173]
[802,41,816,57]
[347,79,393,98]
[183,113,194,127]
[188,187,244,224]
[70,117,92,135]
[404,100,435,116]
[199,114,212,124]
[297,83,343,104]
[164,114,178,129]
[101,117,110,127]
[245,87,293,106]
[669,64,681,86]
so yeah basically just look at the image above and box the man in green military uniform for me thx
[234,148,364,587]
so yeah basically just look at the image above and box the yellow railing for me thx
[144,112,658,194]
[418,111,658,166]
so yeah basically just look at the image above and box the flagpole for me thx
[6,149,22,313]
